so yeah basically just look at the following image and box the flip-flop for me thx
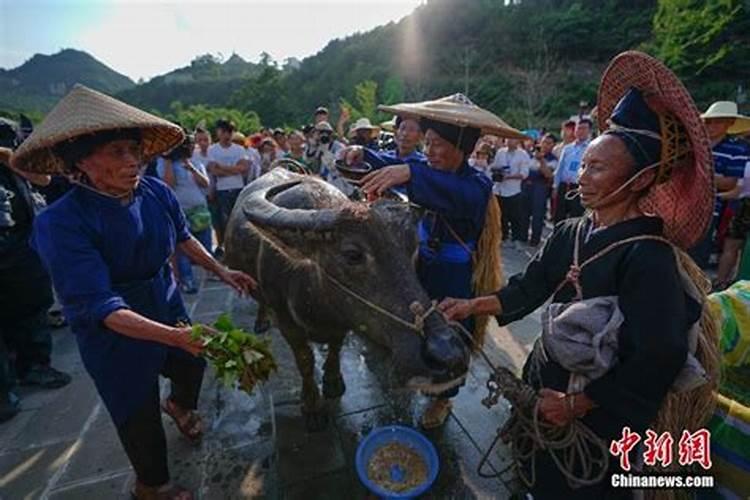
[161,398,203,443]
[420,400,453,429]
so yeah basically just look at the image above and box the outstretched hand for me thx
[438,297,476,321]
[360,164,410,198]
[218,268,256,296]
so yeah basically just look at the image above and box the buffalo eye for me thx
[341,245,366,266]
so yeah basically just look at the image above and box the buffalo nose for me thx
[423,330,469,376]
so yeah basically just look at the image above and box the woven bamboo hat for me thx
[701,101,750,135]
[378,93,526,140]
[597,51,714,249]
[12,84,184,174]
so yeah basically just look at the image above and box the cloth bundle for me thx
[540,296,708,393]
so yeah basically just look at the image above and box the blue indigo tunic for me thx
[31,176,203,426]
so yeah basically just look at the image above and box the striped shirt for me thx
[713,137,750,178]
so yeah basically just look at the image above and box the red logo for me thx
[609,428,712,471]
[678,429,712,470]
[609,427,641,471]
[643,430,674,467]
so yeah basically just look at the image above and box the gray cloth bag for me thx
[540,296,708,394]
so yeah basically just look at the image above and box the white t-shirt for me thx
[491,147,530,197]
[207,143,248,191]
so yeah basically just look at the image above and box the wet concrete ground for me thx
[0,242,544,499]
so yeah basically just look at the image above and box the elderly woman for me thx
[345,94,523,428]
[13,85,255,500]
[440,53,718,499]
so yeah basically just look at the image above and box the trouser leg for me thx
[115,383,169,487]
[8,309,52,377]
[499,195,511,240]
[531,185,549,243]
[518,185,531,243]
[507,194,524,241]
[161,349,205,411]
[0,327,14,397]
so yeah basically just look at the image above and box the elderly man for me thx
[553,118,592,222]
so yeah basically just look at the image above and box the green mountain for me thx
[231,0,748,129]
[116,53,263,113]
[0,48,135,112]
[3,0,747,130]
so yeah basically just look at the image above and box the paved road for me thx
[0,241,545,499]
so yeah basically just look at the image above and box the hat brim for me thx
[598,51,715,249]
[11,85,184,174]
[378,101,527,140]
[348,126,380,139]
[702,113,750,134]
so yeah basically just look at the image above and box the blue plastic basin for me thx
[355,425,439,499]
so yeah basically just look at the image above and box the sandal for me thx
[161,398,203,443]
[420,399,453,429]
[131,481,193,500]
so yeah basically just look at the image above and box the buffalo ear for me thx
[409,204,426,225]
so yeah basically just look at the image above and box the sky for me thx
[0,0,424,82]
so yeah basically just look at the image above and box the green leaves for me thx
[191,314,277,394]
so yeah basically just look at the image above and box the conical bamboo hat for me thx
[12,84,184,174]
[378,93,526,140]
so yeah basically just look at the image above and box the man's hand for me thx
[217,268,256,296]
[438,295,502,321]
[538,388,573,427]
[438,298,476,321]
[361,164,410,197]
[538,389,595,426]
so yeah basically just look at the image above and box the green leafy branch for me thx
[190,313,277,394]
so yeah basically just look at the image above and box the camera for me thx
[319,132,332,144]
[491,167,505,183]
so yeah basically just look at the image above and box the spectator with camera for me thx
[305,121,344,177]
[491,137,530,247]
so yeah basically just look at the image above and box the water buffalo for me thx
[224,168,470,430]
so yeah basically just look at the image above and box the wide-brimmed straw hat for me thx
[347,117,380,139]
[597,51,714,249]
[378,93,526,140]
[12,84,184,174]
[701,101,750,135]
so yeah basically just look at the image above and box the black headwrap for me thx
[604,88,662,171]
[54,128,142,171]
[419,117,481,157]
